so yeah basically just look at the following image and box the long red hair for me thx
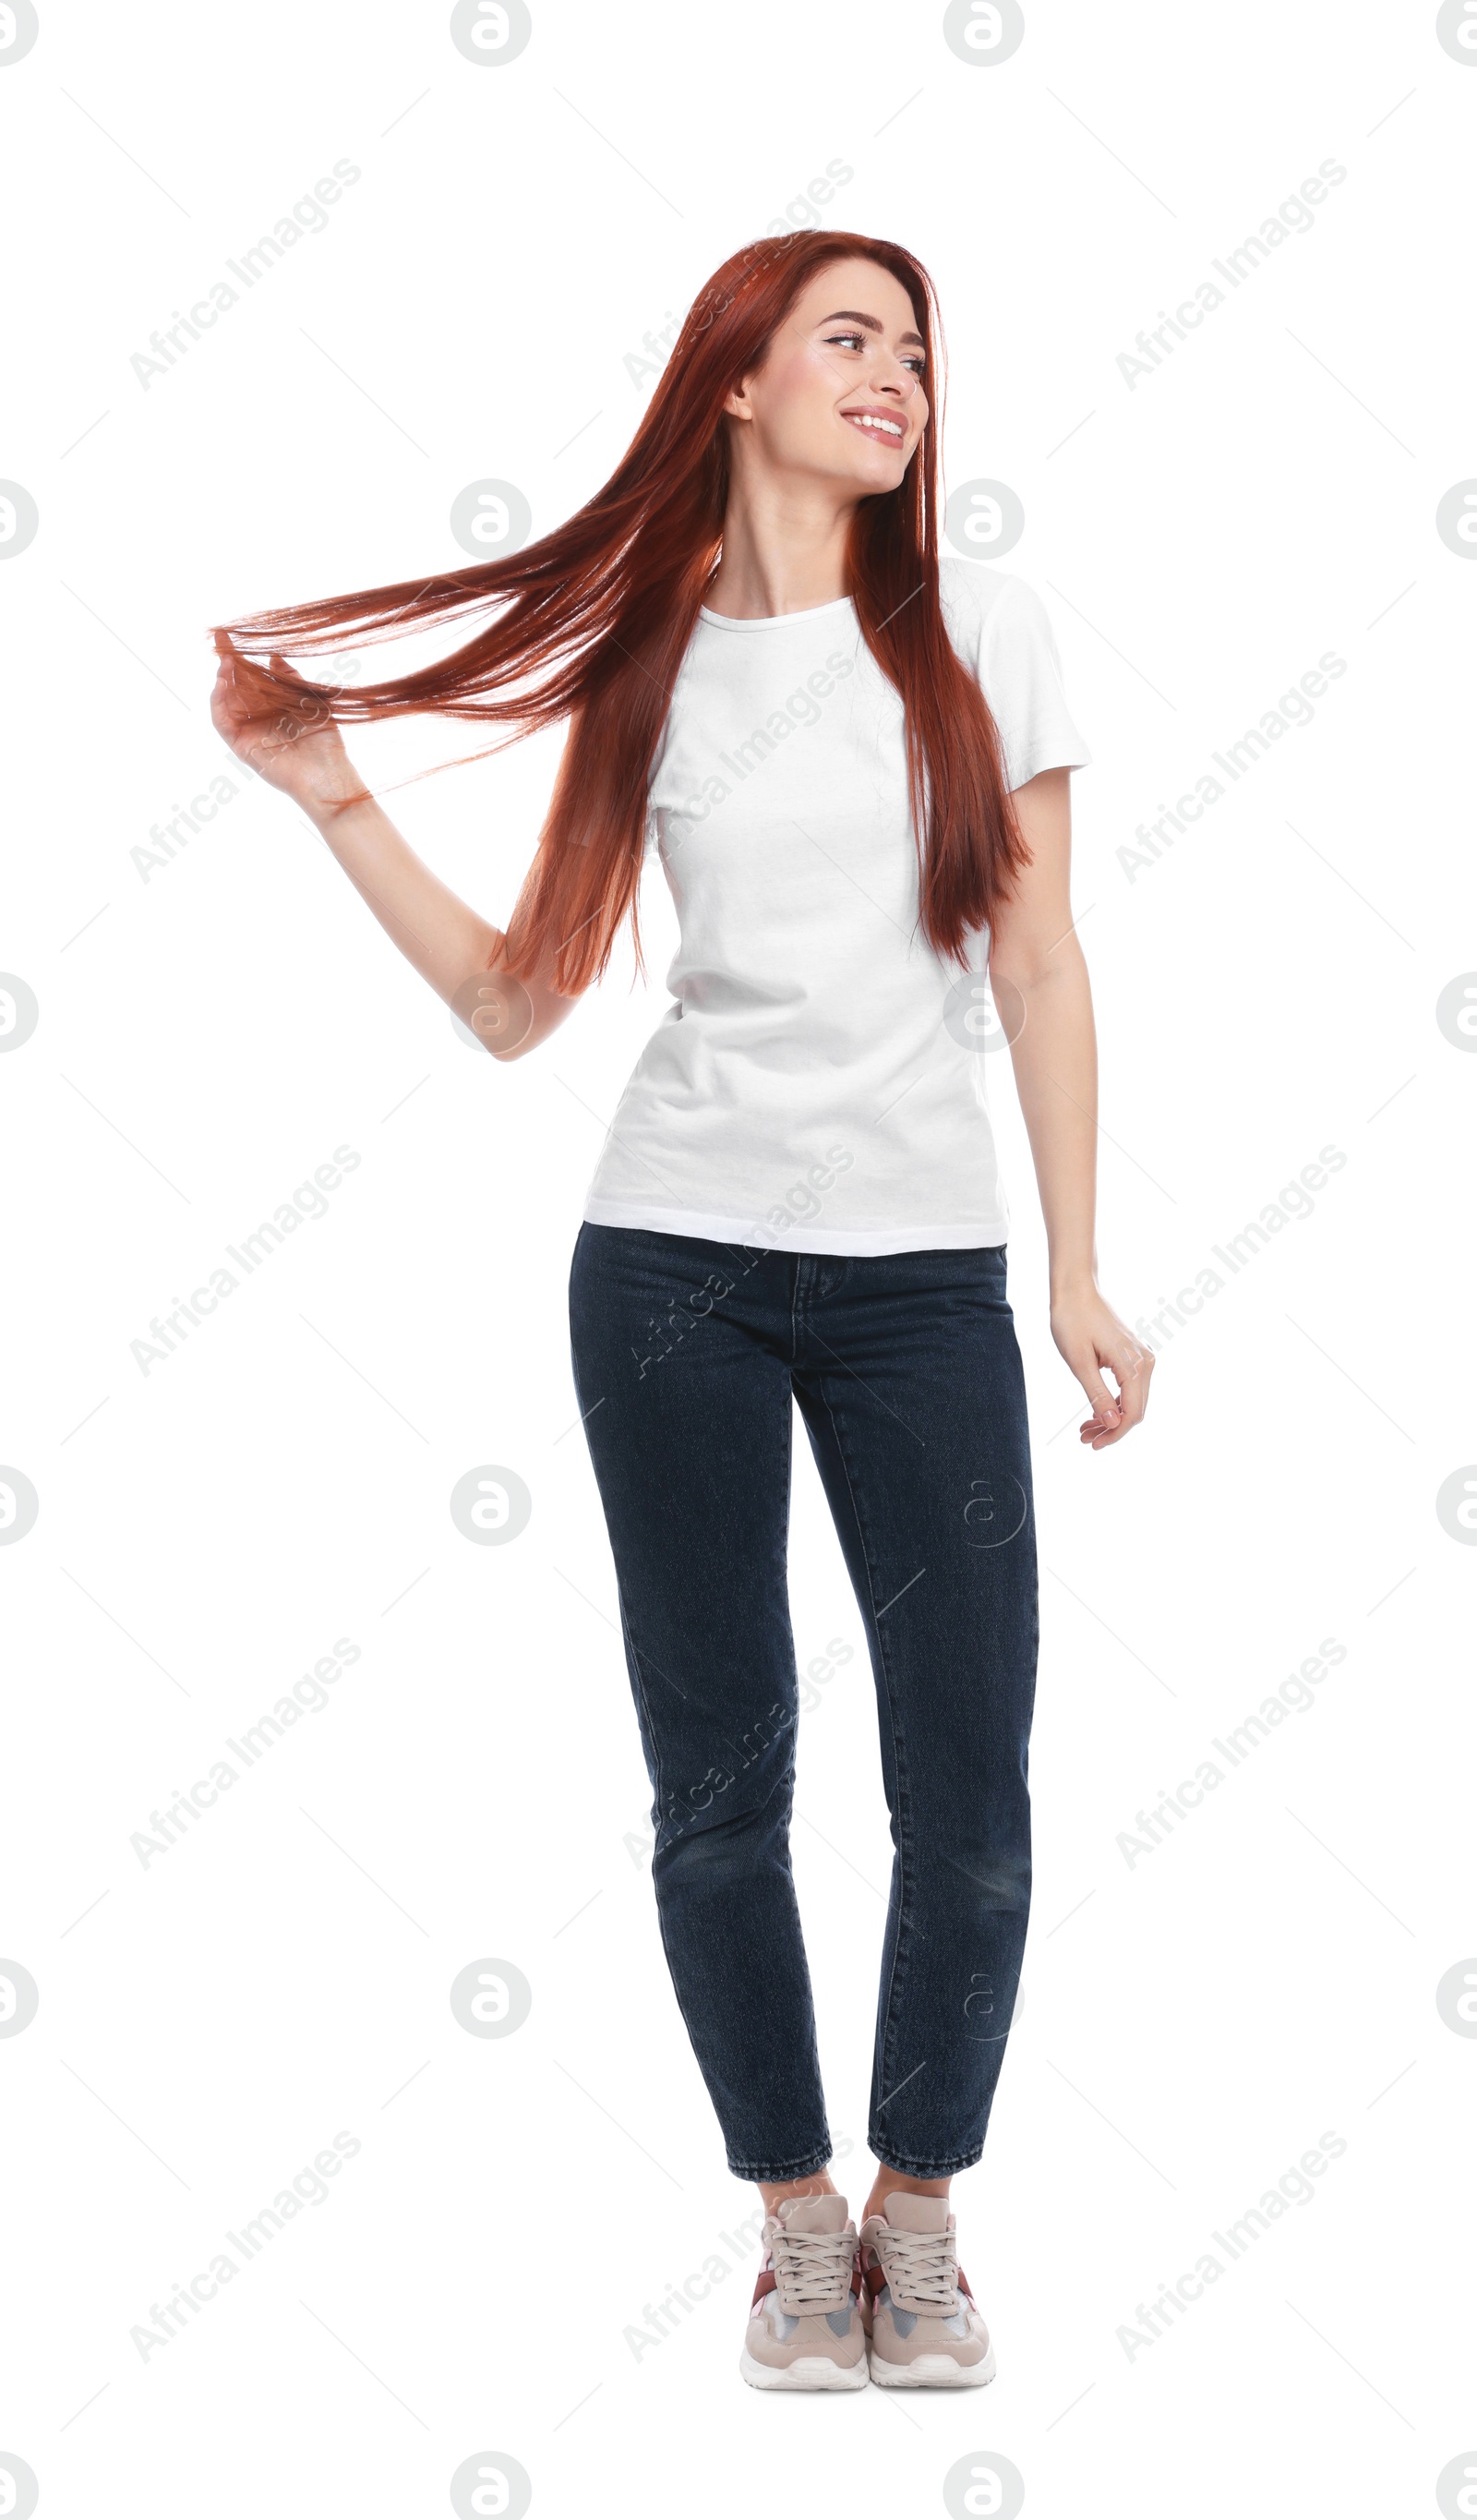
[216,230,1027,989]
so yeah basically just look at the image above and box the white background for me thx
[2,2,1474,2514]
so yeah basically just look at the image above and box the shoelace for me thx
[770,2224,856,2313]
[874,2225,958,2311]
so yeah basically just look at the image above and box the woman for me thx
[210,229,1151,2393]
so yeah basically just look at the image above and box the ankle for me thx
[757,2169,840,2219]
[861,2165,951,2222]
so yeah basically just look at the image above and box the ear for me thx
[722,381,753,420]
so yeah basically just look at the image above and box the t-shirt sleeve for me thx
[966,570,1093,793]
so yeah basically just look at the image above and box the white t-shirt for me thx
[582,559,1090,1256]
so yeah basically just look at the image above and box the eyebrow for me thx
[816,307,926,351]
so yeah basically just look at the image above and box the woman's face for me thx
[725,256,930,495]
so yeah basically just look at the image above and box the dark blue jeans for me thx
[568,1224,1038,2182]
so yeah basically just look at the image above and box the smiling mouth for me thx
[841,410,906,443]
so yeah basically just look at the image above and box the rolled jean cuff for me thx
[726,2143,833,2184]
[870,2143,985,2178]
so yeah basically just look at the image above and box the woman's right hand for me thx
[208,633,582,1062]
[210,630,362,814]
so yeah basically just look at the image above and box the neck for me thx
[705,455,857,620]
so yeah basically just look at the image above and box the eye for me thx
[822,328,927,380]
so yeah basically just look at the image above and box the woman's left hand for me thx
[1050,1285,1154,1450]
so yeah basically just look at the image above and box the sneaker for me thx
[859,2193,996,2387]
[738,2194,868,2391]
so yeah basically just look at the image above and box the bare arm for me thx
[209,634,582,1058]
[988,766,1153,1450]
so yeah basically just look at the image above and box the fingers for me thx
[1118,1344,1153,1428]
[1075,1363,1123,1444]
[207,630,273,759]
[212,645,294,738]
[1078,1338,1154,1449]
[1077,1363,1119,1419]
[210,633,274,704]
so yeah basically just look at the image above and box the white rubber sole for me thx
[868,2344,998,2388]
[738,2344,870,2392]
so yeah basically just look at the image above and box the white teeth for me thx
[847,413,903,439]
